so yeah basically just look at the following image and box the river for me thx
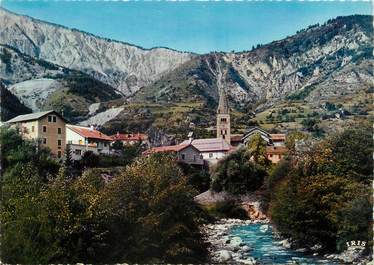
[230,223,339,265]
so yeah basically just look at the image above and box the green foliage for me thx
[101,153,208,263]
[246,133,271,168]
[0,83,32,121]
[0,48,12,73]
[266,159,291,191]
[300,118,325,137]
[211,148,267,194]
[285,131,309,151]
[286,85,316,101]
[270,174,370,251]
[205,200,248,220]
[1,166,110,263]
[269,125,373,252]
[0,127,59,179]
[178,162,211,193]
[1,134,207,264]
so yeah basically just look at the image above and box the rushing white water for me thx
[230,223,339,265]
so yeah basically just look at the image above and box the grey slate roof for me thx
[241,126,271,143]
[180,138,231,152]
[6,110,61,123]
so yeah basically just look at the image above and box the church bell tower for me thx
[216,88,231,144]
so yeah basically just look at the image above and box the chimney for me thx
[117,131,120,137]
[90,125,94,131]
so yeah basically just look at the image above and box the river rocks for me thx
[295,248,307,252]
[330,248,369,264]
[201,218,269,264]
[216,250,232,262]
[277,239,291,248]
[242,245,251,252]
[311,243,323,251]
[230,236,243,247]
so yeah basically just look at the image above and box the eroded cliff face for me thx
[0,8,194,95]
[225,22,372,106]
[1,8,372,129]
[135,15,372,112]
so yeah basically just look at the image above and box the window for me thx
[58,128,62,134]
[68,140,72,144]
[181,154,185,160]
[75,149,82,155]
[31,126,35,132]
[57,151,62,158]
[221,118,227,122]
[58,139,62,146]
[193,155,196,161]
[48,116,52,122]
[79,139,83,145]
[53,116,57,123]
[23,127,27,133]
[209,153,213,158]
[43,126,47,133]
[223,135,225,139]
[43,138,47,144]
[104,143,107,147]
[269,154,273,158]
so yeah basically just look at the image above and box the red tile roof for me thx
[67,125,112,141]
[230,134,243,142]
[266,146,288,155]
[270,134,286,141]
[111,132,148,141]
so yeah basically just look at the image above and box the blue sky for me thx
[1,1,372,53]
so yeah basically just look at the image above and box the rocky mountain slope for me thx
[0,44,122,121]
[0,8,193,96]
[0,81,31,121]
[0,8,372,136]
[135,15,373,111]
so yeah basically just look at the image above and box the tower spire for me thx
[217,88,229,114]
[216,88,231,144]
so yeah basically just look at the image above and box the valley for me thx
[0,7,373,142]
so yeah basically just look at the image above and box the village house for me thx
[241,127,288,164]
[6,110,66,158]
[66,124,112,160]
[180,138,233,164]
[143,89,234,165]
[230,134,243,147]
[266,146,288,164]
[241,126,273,145]
[270,134,286,146]
[143,143,204,165]
[110,132,149,147]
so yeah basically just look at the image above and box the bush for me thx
[101,153,208,263]
[210,148,267,194]
[269,125,373,252]
[206,200,248,220]
[0,133,208,264]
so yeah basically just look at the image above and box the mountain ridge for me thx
[1,9,372,138]
[0,7,194,95]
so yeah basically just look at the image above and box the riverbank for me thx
[201,218,270,264]
[202,218,373,265]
